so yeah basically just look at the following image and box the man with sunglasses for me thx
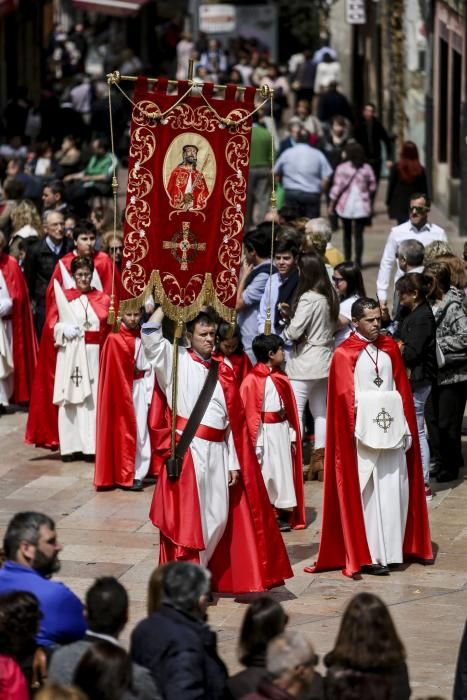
[376,193,447,311]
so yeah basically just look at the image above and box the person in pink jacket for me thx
[329,142,376,268]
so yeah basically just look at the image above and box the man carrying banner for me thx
[141,306,292,593]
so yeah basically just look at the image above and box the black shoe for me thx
[429,463,442,478]
[143,476,157,485]
[277,518,291,532]
[436,470,459,483]
[361,564,390,576]
[61,452,82,462]
[82,454,95,463]
[128,479,144,492]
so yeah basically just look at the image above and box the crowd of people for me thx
[1,512,467,699]
[0,24,466,700]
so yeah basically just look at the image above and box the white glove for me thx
[62,324,81,341]
[255,446,264,464]
[0,298,13,318]
[403,434,412,453]
[144,294,156,314]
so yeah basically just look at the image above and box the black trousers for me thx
[341,217,366,266]
[425,380,467,476]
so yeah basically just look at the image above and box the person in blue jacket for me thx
[0,511,86,648]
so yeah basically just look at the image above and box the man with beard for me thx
[166,144,210,211]
[0,512,86,647]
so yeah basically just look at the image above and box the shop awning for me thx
[72,0,148,17]
[0,0,17,17]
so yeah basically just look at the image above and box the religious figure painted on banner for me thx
[163,134,216,212]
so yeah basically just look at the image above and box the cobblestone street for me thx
[0,190,465,698]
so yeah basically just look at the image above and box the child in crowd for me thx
[215,321,252,386]
[240,333,305,531]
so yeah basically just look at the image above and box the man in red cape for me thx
[25,257,110,452]
[240,333,305,532]
[0,233,38,406]
[46,220,117,308]
[167,144,209,211]
[142,307,293,593]
[307,297,433,578]
[94,308,162,491]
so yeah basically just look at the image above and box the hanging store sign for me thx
[346,0,366,24]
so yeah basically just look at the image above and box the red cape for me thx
[226,352,252,387]
[149,355,293,593]
[25,288,110,450]
[45,251,119,309]
[310,333,433,577]
[240,363,305,530]
[0,254,38,403]
[94,325,162,488]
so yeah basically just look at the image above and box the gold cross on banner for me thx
[162,221,206,271]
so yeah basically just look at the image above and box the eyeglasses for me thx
[74,272,92,279]
[409,205,428,214]
[332,276,345,284]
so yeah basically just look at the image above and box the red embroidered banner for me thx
[120,77,256,322]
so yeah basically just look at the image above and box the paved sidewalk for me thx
[0,188,465,698]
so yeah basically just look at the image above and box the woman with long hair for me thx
[215,321,252,386]
[225,596,288,699]
[284,253,338,480]
[325,592,410,700]
[395,272,437,499]
[329,142,376,268]
[386,141,428,224]
[332,261,366,347]
[424,261,467,484]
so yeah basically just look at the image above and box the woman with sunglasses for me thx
[332,261,366,347]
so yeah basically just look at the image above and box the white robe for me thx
[354,342,410,566]
[0,270,14,406]
[256,376,297,509]
[142,326,239,566]
[55,297,100,456]
[133,337,155,481]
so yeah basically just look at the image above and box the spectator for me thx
[42,180,69,213]
[0,512,86,648]
[49,576,159,700]
[64,213,77,239]
[424,261,467,483]
[225,596,288,699]
[176,32,195,80]
[131,562,227,700]
[306,217,344,268]
[317,83,353,124]
[0,178,25,237]
[389,239,426,332]
[199,38,227,76]
[376,193,447,309]
[90,204,114,241]
[332,261,366,347]
[236,225,274,360]
[246,112,273,231]
[278,118,302,157]
[396,273,437,499]
[28,142,61,180]
[5,157,42,201]
[257,235,300,353]
[314,51,341,94]
[293,99,323,139]
[73,641,134,700]
[23,209,73,338]
[0,590,44,696]
[69,75,93,126]
[319,117,352,232]
[240,630,320,700]
[324,592,410,700]
[260,64,290,128]
[302,220,334,281]
[325,668,391,700]
[386,141,428,224]
[436,253,466,292]
[64,136,117,216]
[329,142,376,268]
[423,239,453,266]
[9,199,41,262]
[275,129,333,219]
[100,229,124,269]
[291,50,315,103]
[55,135,82,177]
[284,253,338,480]
[354,102,393,186]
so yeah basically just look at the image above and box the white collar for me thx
[86,631,121,646]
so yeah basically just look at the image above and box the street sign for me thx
[346,0,366,24]
[199,4,236,33]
